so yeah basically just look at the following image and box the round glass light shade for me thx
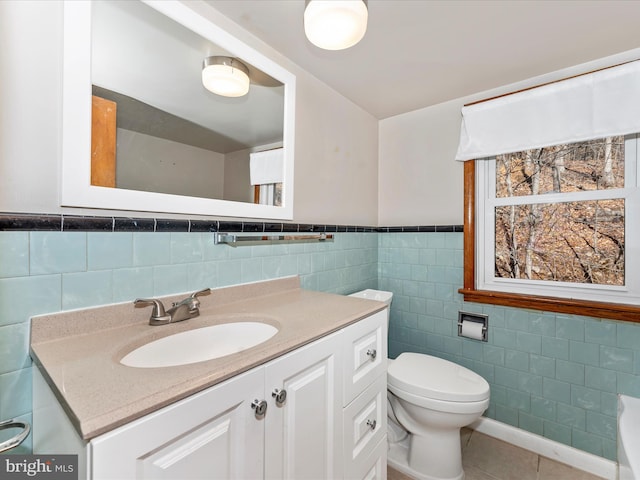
[202,57,250,97]
[304,0,368,50]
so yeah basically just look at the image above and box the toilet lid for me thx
[387,352,490,402]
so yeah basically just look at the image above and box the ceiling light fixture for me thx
[201,56,250,97]
[304,0,368,51]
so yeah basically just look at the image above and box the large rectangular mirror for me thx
[61,0,295,219]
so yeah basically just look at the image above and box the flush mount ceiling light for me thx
[202,56,250,97]
[304,0,368,50]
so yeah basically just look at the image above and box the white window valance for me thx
[455,60,640,161]
[250,148,284,185]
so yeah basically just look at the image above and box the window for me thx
[457,61,640,321]
[254,183,283,206]
[475,134,639,307]
[250,148,284,207]
[462,138,640,321]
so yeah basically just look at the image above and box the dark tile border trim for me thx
[375,225,463,233]
[0,214,62,231]
[0,212,462,234]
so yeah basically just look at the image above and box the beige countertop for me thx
[30,277,386,440]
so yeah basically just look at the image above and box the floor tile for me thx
[464,464,501,480]
[462,432,538,480]
[387,466,413,480]
[387,430,605,480]
[538,456,605,480]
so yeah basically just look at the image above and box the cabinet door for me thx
[342,309,387,406]
[264,331,343,480]
[91,368,265,480]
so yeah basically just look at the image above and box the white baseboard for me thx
[470,417,618,480]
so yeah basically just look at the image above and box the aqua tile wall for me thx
[0,231,377,453]
[380,231,640,461]
[4,227,638,460]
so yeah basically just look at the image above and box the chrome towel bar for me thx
[213,232,334,245]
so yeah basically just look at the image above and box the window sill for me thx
[459,288,640,323]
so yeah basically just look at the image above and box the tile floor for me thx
[387,428,606,480]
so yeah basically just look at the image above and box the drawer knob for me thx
[251,399,268,418]
[366,349,377,360]
[272,388,287,406]
[366,419,377,430]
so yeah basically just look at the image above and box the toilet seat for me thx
[388,383,489,414]
[388,352,490,403]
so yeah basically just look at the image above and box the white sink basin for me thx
[121,321,279,368]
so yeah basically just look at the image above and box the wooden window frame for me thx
[459,160,640,324]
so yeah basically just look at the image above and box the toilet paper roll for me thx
[461,320,484,340]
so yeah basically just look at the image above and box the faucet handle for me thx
[134,298,171,325]
[184,288,211,312]
[190,288,211,299]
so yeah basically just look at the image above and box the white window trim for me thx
[476,134,640,306]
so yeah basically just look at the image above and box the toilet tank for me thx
[349,289,393,330]
[348,289,393,306]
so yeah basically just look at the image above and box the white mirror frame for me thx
[61,0,295,220]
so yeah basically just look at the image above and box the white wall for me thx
[379,100,464,225]
[0,1,62,214]
[116,129,226,199]
[294,75,379,226]
[224,148,253,204]
[0,0,379,225]
[378,47,640,226]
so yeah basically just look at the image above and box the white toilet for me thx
[349,289,490,480]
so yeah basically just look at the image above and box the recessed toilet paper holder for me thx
[457,312,488,342]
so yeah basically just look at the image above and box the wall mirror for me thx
[61,0,295,219]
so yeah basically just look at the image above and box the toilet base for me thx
[388,435,464,480]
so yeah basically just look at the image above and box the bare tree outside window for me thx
[494,136,625,286]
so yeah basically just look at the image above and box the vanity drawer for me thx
[343,374,387,479]
[346,436,387,480]
[343,309,387,406]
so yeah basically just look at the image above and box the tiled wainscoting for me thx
[1,213,639,466]
[381,231,640,462]
[0,215,380,453]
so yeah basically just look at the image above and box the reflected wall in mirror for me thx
[61,0,295,219]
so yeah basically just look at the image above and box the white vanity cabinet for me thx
[33,308,388,480]
[90,329,344,480]
[341,309,388,480]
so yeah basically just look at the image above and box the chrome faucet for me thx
[134,288,211,326]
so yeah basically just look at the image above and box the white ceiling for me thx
[208,0,640,119]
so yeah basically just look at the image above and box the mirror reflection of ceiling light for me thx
[304,0,368,51]
[202,56,250,97]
